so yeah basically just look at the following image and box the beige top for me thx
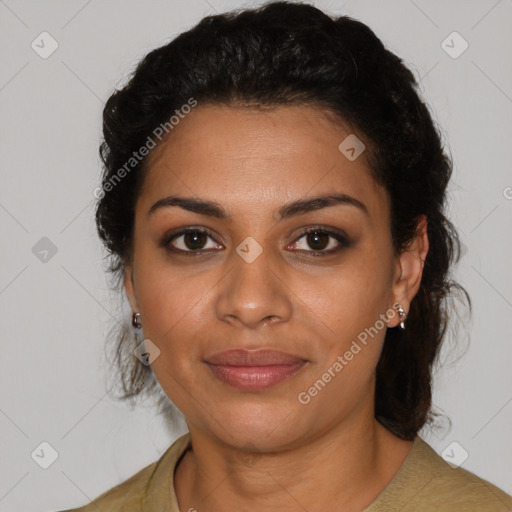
[60,432,512,511]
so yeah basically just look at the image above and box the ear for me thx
[389,215,429,327]
[123,262,139,313]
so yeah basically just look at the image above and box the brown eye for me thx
[290,228,349,255]
[182,231,208,250]
[162,226,349,258]
[305,231,330,251]
[165,228,223,255]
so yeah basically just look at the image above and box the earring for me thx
[396,304,406,330]
[132,312,142,329]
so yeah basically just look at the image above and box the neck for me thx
[174,414,414,512]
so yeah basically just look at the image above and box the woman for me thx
[61,1,512,510]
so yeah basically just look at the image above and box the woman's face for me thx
[124,104,411,451]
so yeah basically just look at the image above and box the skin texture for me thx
[124,104,429,511]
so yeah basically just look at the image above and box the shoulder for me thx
[56,432,191,512]
[422,464,512,510]
[367,435,512,511]
[56,459,159,511]
[416,437,511,505]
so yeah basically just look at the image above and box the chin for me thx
[203,404,306,449]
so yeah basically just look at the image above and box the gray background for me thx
[1,0,511,510]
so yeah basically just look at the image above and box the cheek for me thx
[139,276,207,412]
[134,251,204,336]
[306,256,391,347]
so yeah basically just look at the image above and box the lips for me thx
[204,349,308,391]
[204,348,306,366]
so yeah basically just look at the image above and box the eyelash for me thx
[162,226,350,258]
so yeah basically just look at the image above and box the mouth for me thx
[204,348,308,391]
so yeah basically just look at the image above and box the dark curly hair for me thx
[95,0,471,440]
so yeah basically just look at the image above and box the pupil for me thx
[182,231,330,251]
[308,231,328,250]
[185,232,205,250]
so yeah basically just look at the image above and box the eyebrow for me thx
[147,193,369,221]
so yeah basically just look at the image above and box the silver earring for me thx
[396,304,406,330]
[132,312,142,329]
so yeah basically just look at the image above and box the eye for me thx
[289,227,349,255]
[162,226,350,257]
[164,228,223,255]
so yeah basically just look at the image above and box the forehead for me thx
[138,104,389,224]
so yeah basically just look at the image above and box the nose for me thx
[216,249,293,329]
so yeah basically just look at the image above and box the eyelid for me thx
[162,225,350,255]
[288,226,350,255]
[162,226,223,254]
